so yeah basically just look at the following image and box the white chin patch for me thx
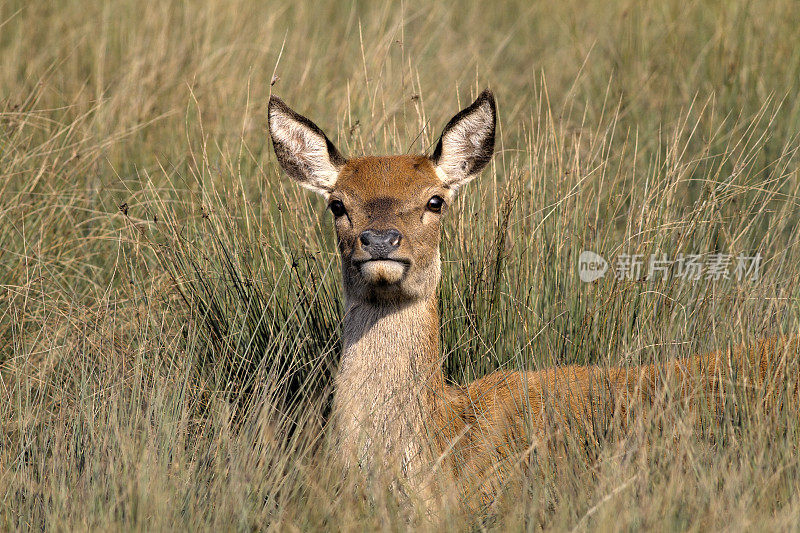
[360,260,406,285]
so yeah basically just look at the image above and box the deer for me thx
[267,89,797,513]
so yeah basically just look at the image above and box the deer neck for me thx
[333,294,443,475]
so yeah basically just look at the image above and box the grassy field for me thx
[2,0,800,529]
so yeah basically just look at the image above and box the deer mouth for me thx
[355,258,410,285]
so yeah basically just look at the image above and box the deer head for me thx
[268,90,496,305]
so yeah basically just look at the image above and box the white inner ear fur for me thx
[434,166,449,184]
[435,102,493,188]
[269,111,340,195]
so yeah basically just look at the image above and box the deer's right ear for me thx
[268,96,346,196]
[430,89,496,190]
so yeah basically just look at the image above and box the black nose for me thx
[359,229,402,258]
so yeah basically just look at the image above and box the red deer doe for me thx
[267,90,796,513]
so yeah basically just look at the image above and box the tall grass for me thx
[1,0,799,529]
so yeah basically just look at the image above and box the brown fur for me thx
[323,154,797,511]
[331,156,449,304]
[432,336,797,510]
[267,92,798,514]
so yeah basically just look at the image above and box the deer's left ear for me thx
[268,95,346,196]
[430,89,496,189]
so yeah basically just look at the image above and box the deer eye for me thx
[329,200,347,217]
[426,195,444,213]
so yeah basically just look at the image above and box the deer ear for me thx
[430,89,496,189]
[268,96,346,195]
